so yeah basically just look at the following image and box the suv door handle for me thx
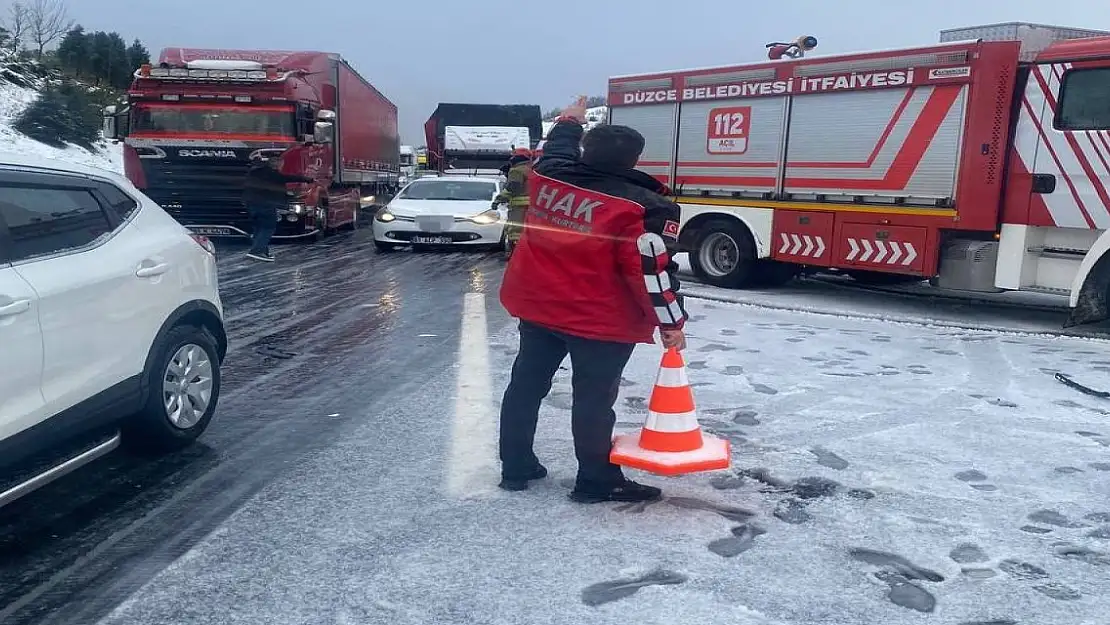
[135,263,169,278]
[0,299,31,317]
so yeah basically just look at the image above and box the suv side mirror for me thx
[314,121,334,144]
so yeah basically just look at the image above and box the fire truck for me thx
[606,23,1110,326]
[104,48,400,240]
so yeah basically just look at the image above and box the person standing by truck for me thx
[242,154,314,262]
[497,101,688,504]
[493,148,533,259]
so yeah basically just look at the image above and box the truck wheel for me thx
[314,210,330,242]
[689,219,758,288]
[123,324,221,455]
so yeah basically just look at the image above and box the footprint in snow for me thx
[810,446,850,470]
[1027,509,1088,529]
[686,360,709,370]
[580,569,688,607]
[697,343,736,352]
[1077,431,1110,447]
[719,328,738,336]
[623,396,647,411]
[849,549,944,613]
[707,523,766,558]
[954,469,998,492]
[751,383,778,395]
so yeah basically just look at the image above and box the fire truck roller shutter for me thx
[607,103,676,188]
[783,85,968,204]
[674,96,787,197]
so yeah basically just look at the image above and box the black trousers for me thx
[499,320,636,487]
[247,203,278,255]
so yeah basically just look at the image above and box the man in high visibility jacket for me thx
[493,148,533,257]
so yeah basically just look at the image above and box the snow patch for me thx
[0,62,123,173]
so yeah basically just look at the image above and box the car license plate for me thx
[412,236,452,244]
[190,226,235,236]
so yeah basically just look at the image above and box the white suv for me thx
[0,152,226,507]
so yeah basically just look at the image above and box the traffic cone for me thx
[610,348,731,476]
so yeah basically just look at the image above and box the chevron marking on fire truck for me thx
[845,238,917,266]
[778,233,826,258]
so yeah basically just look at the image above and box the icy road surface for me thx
[2,233,1108,625]
[101,281,1108,623]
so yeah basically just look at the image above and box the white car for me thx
[372,176,506,252]
[0,152,226,508]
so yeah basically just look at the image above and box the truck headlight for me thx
[376,209,396,222]
[469,209,500,225]
[289,203,305,214]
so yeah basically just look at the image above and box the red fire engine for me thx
[606,23,1110,326]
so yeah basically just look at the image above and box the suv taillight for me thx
[190,234,217,255]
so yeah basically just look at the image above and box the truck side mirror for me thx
[102,105,128,141]
[317,109,336,122]
[314,121,334,144]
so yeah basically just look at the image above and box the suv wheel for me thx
[124,324,222,454]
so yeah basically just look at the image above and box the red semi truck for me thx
[104,48,399,239]
[607,23,1110,326]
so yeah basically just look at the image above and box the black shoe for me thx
[246,252,275,262]
[569,479,662,504]
[498,465,548,491]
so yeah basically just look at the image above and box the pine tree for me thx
[13,81,99,148]
[55,25,88,77]
[105,32,129,89]
[86,30,110,85]
[126,38,149,69]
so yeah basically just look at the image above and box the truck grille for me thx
[140,160,252,226]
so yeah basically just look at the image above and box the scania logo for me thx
[178,149,237,158]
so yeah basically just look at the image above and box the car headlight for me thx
[376,209,395,222]
[469,209,500,225]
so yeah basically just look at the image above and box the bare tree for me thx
[2,2,30,53]
[26,0,72,58]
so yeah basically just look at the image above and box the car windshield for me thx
[399,179,496,201]
[130,104,296,138]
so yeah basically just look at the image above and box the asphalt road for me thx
[2,229,1107,625]
[0,229,511,625]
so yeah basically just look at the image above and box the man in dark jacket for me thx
[498,103,689,504]
[242,155,313,262]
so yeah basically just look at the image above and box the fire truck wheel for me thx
[690,219,758,288]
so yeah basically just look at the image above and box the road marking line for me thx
[446,292,498,498]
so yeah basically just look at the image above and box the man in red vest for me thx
[498,100,688,503]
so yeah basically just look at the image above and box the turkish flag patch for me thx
[663,220,680,239]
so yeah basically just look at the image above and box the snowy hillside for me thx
[0,53,122,173]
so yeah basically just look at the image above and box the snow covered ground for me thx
[91,291,1109,625]
[0,69,123,173]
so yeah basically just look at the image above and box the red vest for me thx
[500,172,658,344]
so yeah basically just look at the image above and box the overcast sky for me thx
[54,0,1110,143]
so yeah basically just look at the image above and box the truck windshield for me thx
[400,154,415,166]
[399,179,496,201]
[130,104,295,138]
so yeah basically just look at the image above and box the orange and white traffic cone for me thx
[610,348,731,476]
